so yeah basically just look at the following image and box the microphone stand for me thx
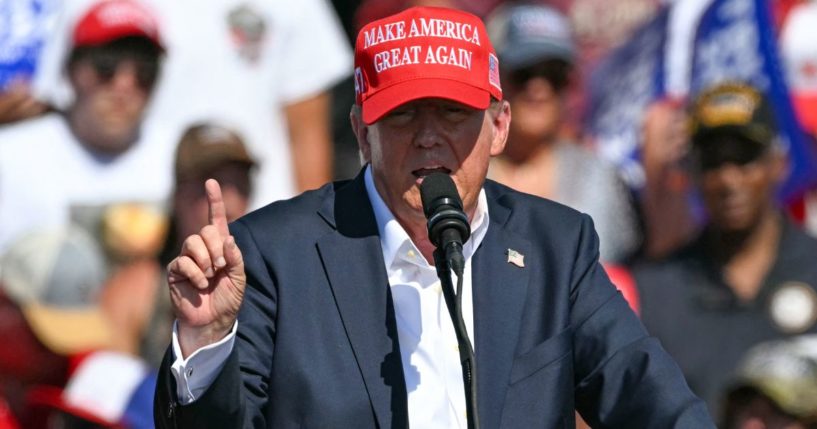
[434,249,480,429]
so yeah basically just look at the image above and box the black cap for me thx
[689,82,776,149]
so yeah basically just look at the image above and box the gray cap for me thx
[486,3,576,70]
[0,226,112,355]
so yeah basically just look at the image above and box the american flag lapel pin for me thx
[506,248,525,268]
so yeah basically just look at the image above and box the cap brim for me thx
[23,303,112,356]
[176,148,257,182]
[692,125,771,148]
[728,378,817,420]
[75,27,165,52]
[361,78,492,125]
[500,41,574,70]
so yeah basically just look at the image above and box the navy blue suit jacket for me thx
[155,171,713,428]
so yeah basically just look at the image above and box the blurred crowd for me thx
[1,0,816,428]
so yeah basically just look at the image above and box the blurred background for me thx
[1,0,816,427]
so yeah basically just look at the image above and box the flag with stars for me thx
[489,53,501,91]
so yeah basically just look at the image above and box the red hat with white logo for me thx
[73,0,164,50]
[354,7,503,124]
[781,2,817,135]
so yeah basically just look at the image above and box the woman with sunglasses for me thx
[485,2,641,265]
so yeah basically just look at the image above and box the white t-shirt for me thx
[34,0,353,209]
[0,113,174,253]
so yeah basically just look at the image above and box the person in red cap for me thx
[0,0,172,260]
[155,6,714,428]
[60,0,164,156]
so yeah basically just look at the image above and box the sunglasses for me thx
[506,60,571,91]
[90,51,159,89]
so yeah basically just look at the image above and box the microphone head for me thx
[420,172,462,216]
[419,172,470,247]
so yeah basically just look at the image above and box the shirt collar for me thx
[364,165,490,269]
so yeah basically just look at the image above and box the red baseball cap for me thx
[73,0,164,50]
[354,7,503,124]
[781,2,817,135]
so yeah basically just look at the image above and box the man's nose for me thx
[716,164,745,183]
[710,163,747,192]
[109,62,142,91]
[523,76,555,97]
[413,111,445,148]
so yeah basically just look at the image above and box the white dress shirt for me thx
[170,166,489,428]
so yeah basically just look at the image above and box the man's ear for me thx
[350,106,371,163]
[490,100,511,156]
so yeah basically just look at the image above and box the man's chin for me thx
[92,127,139,154]
[713,215,757,234]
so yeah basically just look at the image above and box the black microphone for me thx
[420,172,471,276]
[420,172,480,429]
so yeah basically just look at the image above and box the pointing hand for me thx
[167,179,246,358]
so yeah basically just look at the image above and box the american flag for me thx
[489,53,501,91]
[506,248,525,268]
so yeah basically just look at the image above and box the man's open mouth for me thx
[412,166,451,178]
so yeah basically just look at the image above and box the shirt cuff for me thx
[170,320,237,404]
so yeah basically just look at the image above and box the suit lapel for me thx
[316,173,408,429]
[472,191,531,429]
[315,175,531,428]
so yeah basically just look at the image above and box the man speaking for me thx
[155,7,713,428]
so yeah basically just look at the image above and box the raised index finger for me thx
[206,178,229,238]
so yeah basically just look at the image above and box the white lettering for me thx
[405,18,480,45]
[427,46,472,70]
[364,28,376,48]
[408,19,420,38]
[424,45,437,64]
[363,21,408,48]
[421,18,433,37]
[461,48,472,69]
[435,19,446,37]
[372,45,422,73]
[395,21,406,39]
